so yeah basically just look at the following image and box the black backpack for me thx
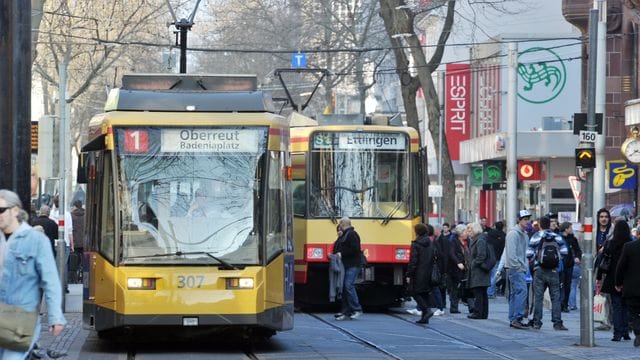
[537,232,560,269]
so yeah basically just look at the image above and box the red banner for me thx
[445,64,471,161]
[518,161,542,181]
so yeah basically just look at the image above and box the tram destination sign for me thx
[161,128,263,153]
[312,132,406,150]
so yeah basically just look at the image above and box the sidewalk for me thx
[396,294,640,359]
[36,284,87,359]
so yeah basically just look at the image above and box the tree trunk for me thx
[379,0,458,222]
[31,0,46,63]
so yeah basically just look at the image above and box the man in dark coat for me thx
[406,223,436,324]
[333,217,363,320]
[30,204,58,256]
[615,239,640,347]
[559,222,582,313]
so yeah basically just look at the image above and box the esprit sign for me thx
[445,63,470,161]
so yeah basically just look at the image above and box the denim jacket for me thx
[0,222,66,327]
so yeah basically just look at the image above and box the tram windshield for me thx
[309,131,410,219]
[114,127,267,265]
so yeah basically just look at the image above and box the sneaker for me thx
[554,324,569,331]
[335,314,348,321]
[349,311,362,320]
[433,309,444,316]
[334,313,344,318]
[510,320,528,330]
[406,308,422,316]
[532,322,542,330]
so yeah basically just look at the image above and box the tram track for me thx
[306,312,404,360]
[387,313,518,360]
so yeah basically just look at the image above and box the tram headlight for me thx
[226,277,254,289]
[395,248,409,261]
[127,277,156,290]
[306,247,324,260]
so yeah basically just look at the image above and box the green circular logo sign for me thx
[517,47,566,104]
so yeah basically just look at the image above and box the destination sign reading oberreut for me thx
[161,129,262,153]
[312,132,406,150]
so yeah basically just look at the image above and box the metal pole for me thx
[177,19,191,74]
[580,7,599,348]
[56,239,66,311]
[437,71,445,224]
[58,62,68,310]
[506,43,518,227]
[593,0,607,214]
[0,0,31,206]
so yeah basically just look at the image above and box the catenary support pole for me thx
[506,43,518,229]
[593,0,606,216]
[580,7,599,348]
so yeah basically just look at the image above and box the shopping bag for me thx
[593,293,608,323]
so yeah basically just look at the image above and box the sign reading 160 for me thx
[177,275,204,288]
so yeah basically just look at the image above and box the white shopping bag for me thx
[593,293,608,323]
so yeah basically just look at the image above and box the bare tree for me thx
[32,0,171,150]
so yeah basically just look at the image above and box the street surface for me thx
[34,284,640,359]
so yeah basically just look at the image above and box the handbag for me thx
[359,250,368,268]
[597,251,612,272]
[593,293,609,324]
[0,303,38,352]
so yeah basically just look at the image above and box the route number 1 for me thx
[579,130,597,143]
[124,129,149,153]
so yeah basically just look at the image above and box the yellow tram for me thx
[290,114,423,308]
[79,74,293,339]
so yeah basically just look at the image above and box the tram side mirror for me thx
[77,152,88,184]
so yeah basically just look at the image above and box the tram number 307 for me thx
[177,275,204,288]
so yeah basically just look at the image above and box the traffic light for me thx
[575,148,596,168]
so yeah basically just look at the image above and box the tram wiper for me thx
[381,196,409,226]
[124,251,239,270]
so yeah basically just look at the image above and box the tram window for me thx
[266,152,285,260]
[292,180,306,216]
[99,153,116,262]
[412,153,421,217]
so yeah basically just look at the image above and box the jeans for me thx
[432,286,445,310]
[507,269,528,322]
[533,268,563,327]
[341,266,362,315]
[611,292,630,338]
[487,263,499,297]
[569,264,580,309]
[561,265,573,309]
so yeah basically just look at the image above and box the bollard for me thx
[56,239,66,312]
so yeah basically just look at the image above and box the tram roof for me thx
[105,89,275,113]
[103,73,273,112]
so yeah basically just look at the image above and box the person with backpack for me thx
[526,216,569,330]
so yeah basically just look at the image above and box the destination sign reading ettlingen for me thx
[161,129,262,153]
[313,132,406,150]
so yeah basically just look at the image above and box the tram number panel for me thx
[176,275,205,289]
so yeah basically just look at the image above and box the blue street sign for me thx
[291,52,307,68]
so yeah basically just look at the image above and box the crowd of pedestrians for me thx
[394,207,640,349]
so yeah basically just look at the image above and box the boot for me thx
[416,310,434,324]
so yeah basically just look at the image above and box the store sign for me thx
[161,129,262,153]
[608,161,637,190]
[517,161,541,181]
[470,161,506,186]
[445,63,471,161]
